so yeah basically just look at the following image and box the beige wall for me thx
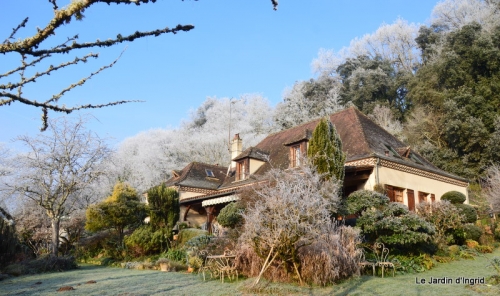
[249,159,265,175]
[363,166,469,206]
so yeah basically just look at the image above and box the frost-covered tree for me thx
[106,94,276,192]
[274,77,345,129]
[312,18,420,76]
[368,104,403,138]
[431,0,500,33]
[5,117,110,256]
[239,164,341,285]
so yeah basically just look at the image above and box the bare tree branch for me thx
[0,0,194,131]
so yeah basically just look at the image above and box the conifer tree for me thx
[146,184,179,233]
[307,117,346,183]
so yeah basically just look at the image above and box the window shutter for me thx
[430,194,435,203]
[385,185,394,202]
[407,189,415,212]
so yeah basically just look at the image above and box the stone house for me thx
[164,107,469,230]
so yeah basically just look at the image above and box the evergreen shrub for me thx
[455,204,477,223]
[217,202,244,228]
[124,225,168,256]
[462,224,483,242]
[441,191,466,204]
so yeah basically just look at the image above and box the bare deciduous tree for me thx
[5,116,110,256]
[239,164,341,286]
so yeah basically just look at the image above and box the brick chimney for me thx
[231,133,242,169]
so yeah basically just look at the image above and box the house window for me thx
[430,194,436,203]
[418,191,428,203]
[394,188,404,203]
[236,160,248,181]
[385,185,404,203]
[205,169,215,178]
[290,145,301,167]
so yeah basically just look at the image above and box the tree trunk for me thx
[51,219,60,257]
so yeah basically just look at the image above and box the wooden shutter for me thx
[407,189,415,212]
[385,185,395,202]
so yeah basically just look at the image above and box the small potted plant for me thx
[156,258,170,272]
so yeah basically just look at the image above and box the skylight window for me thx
[205,169,215,178]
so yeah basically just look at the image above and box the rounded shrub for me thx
[441,191,466,204]
[124,225,168,256]
[455,204,477,223]
[462,224,483,242]
[217,202,244,228]
[346,190,389,215]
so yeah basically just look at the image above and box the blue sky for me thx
[1,0,439,148]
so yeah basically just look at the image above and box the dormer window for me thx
[288,141,307,168]
[236,159,249,181]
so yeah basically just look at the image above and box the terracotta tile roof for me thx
[174,107,467,203]
[164,162,227,190]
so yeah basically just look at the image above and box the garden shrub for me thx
[456,204,477,223]
[177,228,208,247]
[164,248,187,262]
[346,190,389,216]
[441,191,466,204]
[124,225,169,256]
[184,234,212,251]
[466,239,479,249]
[4,255,78,275]
[217,202,244,228]
[417,201,465,250]
[392,254,434,274]
[476,245,493,253]
[188,256,203,270]
[479,233,495,246]
[235,225,362,286]
[447,245,461,256]
[462,224,483,242]
[355,202,434,251]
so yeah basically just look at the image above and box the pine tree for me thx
[307,117,346,183]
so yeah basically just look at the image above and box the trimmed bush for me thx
[441,191,466,204]
[462,224,483,242]
[455,204,477,223]
[346,190,389,216]
[217,202,244,228]
[356,202,434,250]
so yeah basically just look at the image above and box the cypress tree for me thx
[147,184,180,233]
[308,117,346,183]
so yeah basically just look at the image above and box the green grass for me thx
[2,249,500,295]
